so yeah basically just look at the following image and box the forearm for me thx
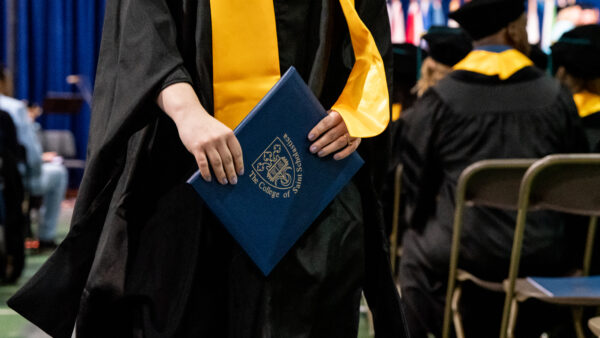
[157,82,209,125]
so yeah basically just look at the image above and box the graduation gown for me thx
[8,1,406,337]
[397,56,588,336]
[583,112,600,152]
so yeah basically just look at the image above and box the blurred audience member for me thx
[392,43,426,121]
[552,24,600,152]
[0,68,67,251]
[413,26,472,97]
[0,109,26,282]
[384,27,471,235]
[398,0,588,337]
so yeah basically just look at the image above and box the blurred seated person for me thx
[413,26,472,97]
[391,43,426,123]
[384,27,471,235]
[0,108,27,282]
[552,24,600,152]
[0,68,67,251]
[397,0,588,337]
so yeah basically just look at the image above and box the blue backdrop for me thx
[0,0,6,66]
[15,0,106,160]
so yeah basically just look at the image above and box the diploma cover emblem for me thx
[250,135,303,199]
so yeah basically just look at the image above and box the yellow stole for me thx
[573,91,600,118]
[210,0,389,138]
[392,103,402,122]
[453,49,533,80]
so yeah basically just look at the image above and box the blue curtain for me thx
[15,0,106,160]
[0,0,6,66]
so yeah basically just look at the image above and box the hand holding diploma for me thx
[158,82,244,185]
[308,110,361,160]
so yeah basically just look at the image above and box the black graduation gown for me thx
[397,66,588,337]
[582,112,600,152]
[0,110,25,283]
[7,1,406,337]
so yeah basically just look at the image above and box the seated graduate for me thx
[0,69,68,252]
[384,27,471,237]
[7,1,407,338]
[412,26,472,97]
[397,0,589,337]
[0,108,26,283]
[552,24,600,152]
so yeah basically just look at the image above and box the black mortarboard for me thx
[551,25,600,79]
[449,0,525,40]
[422,26,473,66]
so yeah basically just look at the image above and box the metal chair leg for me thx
[572,307,585,338]
[507,298,519,338]
[451,285,466,338]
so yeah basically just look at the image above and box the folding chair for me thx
[390,164,403,275]
[590,316,600,337]
[500,154,600,338]
[442,159,537,338]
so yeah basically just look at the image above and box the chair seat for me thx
[589,317,600,336]
[457,269,505,292]
[510,276,600,306]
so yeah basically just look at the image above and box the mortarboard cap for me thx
[551,25,600,79]
[422,26,473,66]
[449,0,525,40]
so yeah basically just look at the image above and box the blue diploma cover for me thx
[188,67,364,275]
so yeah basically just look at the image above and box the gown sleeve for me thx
[7,1,194,337]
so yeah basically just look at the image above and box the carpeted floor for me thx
[0,200,373,338]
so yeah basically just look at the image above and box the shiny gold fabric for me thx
[210,0,389,137]
[453,49,533,80]
[573,91,600,118]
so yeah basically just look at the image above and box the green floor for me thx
[0,203,372,338]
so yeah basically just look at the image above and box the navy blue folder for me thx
[188,67,364,275]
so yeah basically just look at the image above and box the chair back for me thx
[500,154,600,338]
[442,159,536,338]
[461,160,537,210]
[525,155,600,216]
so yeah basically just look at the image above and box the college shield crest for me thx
[252,137,296,190]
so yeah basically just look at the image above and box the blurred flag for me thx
[406,0,425,44]
[432,0,446,26]
[422,0,432,31]
[388,0,406,43]
[527,0,540,44]
[541,0,556,52]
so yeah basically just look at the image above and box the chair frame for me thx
[500,154,600,338]
[442,159,536,338]
[390,164,403,275]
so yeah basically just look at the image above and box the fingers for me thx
[206,148,229,185]
[308,110,343,142]
[334,137,361,160]
[195,151,212,182]
[315,130,349,157]
[227,134,245,176]
[217,140,238,185]
[194,134,243,185]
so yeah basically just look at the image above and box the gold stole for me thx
[453,49,533,80]
[573,91,600,118]
[210,0,389,138]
